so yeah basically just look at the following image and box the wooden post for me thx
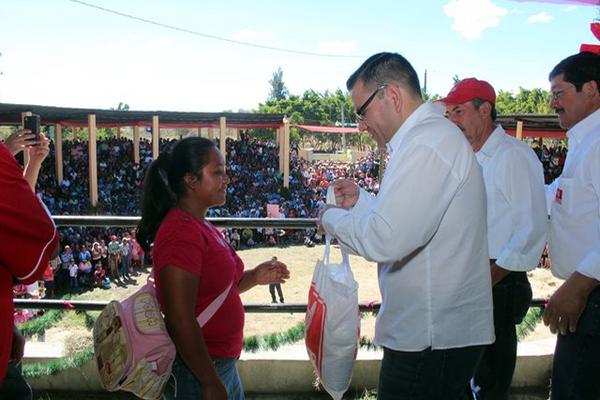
[133,126,141,165]
[88,114,98,207]
[116,126,121,139]
[516,120,524,141]
[21,111,32,167]
[219,117,227,164]
[278,126,284,174]
[55,124,63,184]
[152,115,160,159]
[234,129,240,140]
[208,128,215,141]
[283,119,290,189]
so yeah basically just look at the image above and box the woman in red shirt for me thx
[137,137,289,400]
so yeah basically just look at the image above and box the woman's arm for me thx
[159,265,227,399]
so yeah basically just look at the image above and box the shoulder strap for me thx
[196,282,234,327]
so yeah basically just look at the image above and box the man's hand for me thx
[317,204,338,234]
[331,179,359,209]
[490,261,511,287]
[543,272,599,335]
[3,129,37,156]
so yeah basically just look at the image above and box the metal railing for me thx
[15,215,547,312]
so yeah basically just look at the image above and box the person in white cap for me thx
[440,78,548,400]
[543,51,600,400]
[319,52,494,400]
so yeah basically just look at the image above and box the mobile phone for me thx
[23,114,41,141]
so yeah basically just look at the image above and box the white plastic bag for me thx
[305,189,360,400]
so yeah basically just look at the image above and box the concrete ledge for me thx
[26,338,556,394]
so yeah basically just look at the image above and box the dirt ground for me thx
[40,244,563,351]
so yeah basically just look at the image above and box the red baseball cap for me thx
[438,78,496,105]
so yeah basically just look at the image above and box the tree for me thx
[111,102,130,111]
[496,88,551,114]
[268,68,289,101]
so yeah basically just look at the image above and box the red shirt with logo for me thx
[153,208,245,358]
[0,144,59,383]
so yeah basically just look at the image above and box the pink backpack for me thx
[93,278,232,399]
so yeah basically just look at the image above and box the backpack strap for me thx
[196,282,233,327]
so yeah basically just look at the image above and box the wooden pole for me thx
[133,126,140,165]
[116,126,121,139]
[88,114,98,207]
[278,126,284,174]
[283,119,290,189]
[219,117,227,164]
[516,120,524,141]
[152,115,160,159]
[55,124,63,184]
[209,128,215,141]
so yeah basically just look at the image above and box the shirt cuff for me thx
[321,207,349,238]
[496,250,537,272]
[576,250,600,282]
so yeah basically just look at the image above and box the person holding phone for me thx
[0,127,59,399]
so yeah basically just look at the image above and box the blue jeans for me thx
[164,354,244,399]
[0,362,32,400]
[472,272,532,400]
[378,345,485,400]
[550,287,600,400]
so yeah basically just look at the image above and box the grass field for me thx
[39,243,562,354]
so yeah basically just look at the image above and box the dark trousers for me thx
[269,283,284,303]
[550,287,600,400]
[0,362,32,400]
[378,345,485,400]
[472,272,532,400]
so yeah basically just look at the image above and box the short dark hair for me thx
[346,52,422,99]
[472,98,497,121]
[549,52,600,93]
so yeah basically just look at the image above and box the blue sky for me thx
[0,0,598,113]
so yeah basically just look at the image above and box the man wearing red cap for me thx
[440,78,548,400]
[543,51,600,400]
[0,130,60,399]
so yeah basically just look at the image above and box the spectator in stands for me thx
[137,136,289,400]
[543,51,600,400]
[440,78,548,399]
[0,130,59,400]
[107,235,121,279]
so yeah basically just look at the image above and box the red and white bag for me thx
[93,278,231,399]
[305,190,360,400]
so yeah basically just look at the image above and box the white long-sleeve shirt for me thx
[547,108,600,281]
[322,103,494,351]
[476,126,548,271]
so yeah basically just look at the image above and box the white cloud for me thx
[443,0,508,39]
[563,5,577,12]
[231,29,275,43]
[527,12,553,23]
[317,40,357,55]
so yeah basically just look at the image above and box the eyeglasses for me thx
[355,84,387,121]
[551,85,576,101]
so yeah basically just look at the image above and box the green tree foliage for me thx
[268,67,289,101]
[496,88,552,114]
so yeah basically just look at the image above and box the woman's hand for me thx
[4,129,36,156]
[254,257,290,285]
[202,381,228,400]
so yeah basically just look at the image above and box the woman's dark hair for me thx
[136,137,217,252]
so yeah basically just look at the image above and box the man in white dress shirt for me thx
[318,52,494,400]
[543,51,600,400]
[440,78,548,400]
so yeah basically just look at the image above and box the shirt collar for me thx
[476,125,504,159]
[386,102,433,155]
[567,107,600,145]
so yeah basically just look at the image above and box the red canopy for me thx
[295,125,359,134]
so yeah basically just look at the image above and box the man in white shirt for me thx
[318,52,494,400]
[440,78,548,400]
[543,51,600,400]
